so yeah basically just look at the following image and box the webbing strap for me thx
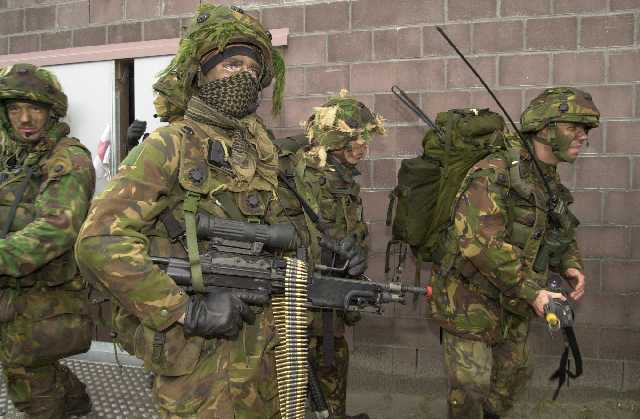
[549,326,583,400]
[183,192,205,293]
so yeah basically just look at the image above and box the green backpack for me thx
[386,108,507,269]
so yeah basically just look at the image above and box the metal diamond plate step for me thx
[0,342,159,418]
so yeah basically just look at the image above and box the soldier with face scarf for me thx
[75,4,287,418]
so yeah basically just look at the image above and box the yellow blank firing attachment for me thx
[545,312,560,330]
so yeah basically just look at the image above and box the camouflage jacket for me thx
[75,114,285,379]
[430,135,582,342]
[275,135,369,336]
[0,131,94,288]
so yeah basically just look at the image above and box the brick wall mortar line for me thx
[54,2,59,30]
[443,0,448,22]
[496,0,501,18]
[635,84,638,119]
[347,0,351,31]
[301,2,306,33]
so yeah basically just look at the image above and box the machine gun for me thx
[151,213,426,313]
[151,212,429,419]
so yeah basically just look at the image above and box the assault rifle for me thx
[151,212,428,312]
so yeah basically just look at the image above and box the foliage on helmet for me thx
[160,3,285,115]
[520,87,600,133]
[305,89,385,151]
[0,63,67,118]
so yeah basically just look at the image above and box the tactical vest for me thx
[432,139,579,341]
[0,137,91,289]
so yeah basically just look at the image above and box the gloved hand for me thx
[342,310,362,326]
[320,234,368,276]
[183,290,267,339]
[127,119,147,147]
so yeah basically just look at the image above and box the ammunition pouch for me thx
[133,322,205,377]
[533,225,575,273]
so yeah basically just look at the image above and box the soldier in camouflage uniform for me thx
[275,90,385,419]
[75,4,286,418]
[429,87,599,419]
[0,64,95,418]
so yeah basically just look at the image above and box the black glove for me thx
[183,290,267,339]
[346,247,367,276]
[342,310,362,326]
[320,234,368,276]
[127,119,147,147]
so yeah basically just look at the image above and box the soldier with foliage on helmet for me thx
[429,87,599,419]
[75,4,286,418]
[275,89,385,419]
[0,64,95,418]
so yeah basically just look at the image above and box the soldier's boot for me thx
[58,365,92,416]
[483,411,500,419]
[346,414,370,419]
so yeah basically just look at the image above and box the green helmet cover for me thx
[305,89,385,151]
[0,63,68,118]
[521,87,600,163]
[520,87,600,133]
[160,4,285,114]
[152,72,187,122]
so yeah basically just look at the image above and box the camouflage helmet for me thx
[161,4,285,114]
[152,72,187,122]
[305,89,385,151]
[0,63,67,118]
[520,87,599,133]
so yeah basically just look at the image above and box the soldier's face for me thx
[204,54,261,82]
[556,122,589,161]
[334,138,368,165]
[6,100,50,142]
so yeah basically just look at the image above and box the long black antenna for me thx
[436,26,555,200]
[391,85,444,140]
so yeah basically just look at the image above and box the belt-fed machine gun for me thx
[152,212,429,419]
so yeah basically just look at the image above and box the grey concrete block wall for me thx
[0,0,639,406]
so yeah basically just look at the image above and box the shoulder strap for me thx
[183,191,204,293]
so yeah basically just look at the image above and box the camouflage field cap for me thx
[305,89,385,151]
[520,87,599,133]
[0,63,67,118]
[161,3,285,114]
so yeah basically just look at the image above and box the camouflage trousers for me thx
[3,362,90,418]
[308,335,350,419]
[151,311,280,419]
[0,285,93,418]
[443,315,531,419]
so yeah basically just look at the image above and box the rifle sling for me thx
[183,192,205,293]
[549,325,582,400]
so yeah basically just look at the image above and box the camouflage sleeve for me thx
[75,128,188,331]
[455,166,541,302]
[559,239,583,273]
[0,145,94,277]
